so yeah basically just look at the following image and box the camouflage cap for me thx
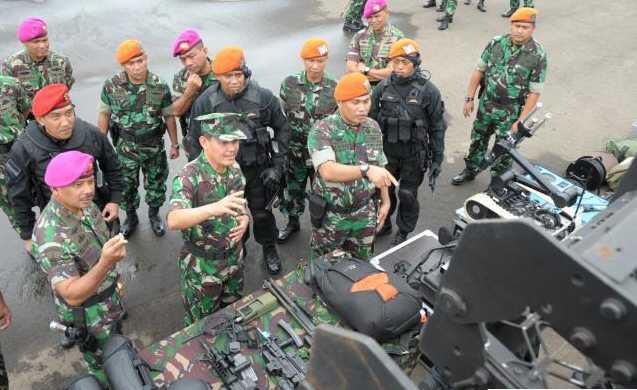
[196,112,248,141]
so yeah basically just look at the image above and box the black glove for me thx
[429,161,442,180]
[260,167,282,191]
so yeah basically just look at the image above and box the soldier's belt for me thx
[183,241,231,260]
[0,141,14,154]
[119,130,163,144]
[328,197,373,213]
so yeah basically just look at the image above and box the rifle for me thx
[263,279,315,346]
[198,340,257,390]
[256,327,306,390]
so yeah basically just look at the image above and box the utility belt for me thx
[380,117,427,144]
[119,127,164,146]
[183,240,231,260]
[486,94,525,109]
[0,141,14,154]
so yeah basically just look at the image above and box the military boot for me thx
[438,14,451,30]
[501,7,517,17]
[436,14,453,22]
[376,220,392,237]
[477,0,486,12]
[464,0,471,4]
[422,0,436,8]
[121,210,139,238]
[392,231,409,246]
[148,207,165,237]
[277,216,300,244]
[436,2,445,12]
[451,169,476,185]
[263,245,282,275]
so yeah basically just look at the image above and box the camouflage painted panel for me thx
[140,264,418,387]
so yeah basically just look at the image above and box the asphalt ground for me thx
[0,0,635,387]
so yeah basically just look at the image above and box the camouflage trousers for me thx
[445,0,457,15]
[56,291,125,386]
[310,200,377,262]
[510,0,534,7]
[116,140,168,211]
[0,152,21,236]
[464,98,520,175]
[344,0,365,23]
[0,343,7,390]
[179,246,244,326]
[281,144,314,219]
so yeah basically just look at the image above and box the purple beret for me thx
[45,151,94,188]
[172,29,202,57]
[363,0,388,18]
[17,17,47,43]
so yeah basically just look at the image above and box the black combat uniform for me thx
[188,79,290,275]
[370,70,446,244]
[6,119,124,240]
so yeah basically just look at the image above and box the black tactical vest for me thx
[377,78,430,145]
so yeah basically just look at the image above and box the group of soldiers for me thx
[0,0,546,387]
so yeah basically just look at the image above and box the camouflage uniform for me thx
[346,24,405,85]
[172,66,216,159]
[169,155,247,326]
[0,76,29,235]
[308,113,387,261]
[344,0,366,26]
[465,34,547,175]
[279,71,337,220]
[32,199,124,385]
[99,71,173,211]
[511,0,534,8]
[445,0,458,15]
[0,49,74,106]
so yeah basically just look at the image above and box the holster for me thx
[308,192,327,229]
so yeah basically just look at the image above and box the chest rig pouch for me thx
[378,81,429,145]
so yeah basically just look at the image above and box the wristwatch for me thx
[464,96,474,102]
[171,144,180,149]
[360,163,369,178]
[363,66,371,75]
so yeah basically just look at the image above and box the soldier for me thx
[97,39,179,238]
[0,76,29,237]
[343,0,366,33]
[461,0,487,11]
[437,0,486,30]
[452,8,547,185]
[7,84,123,256]
[307,72,396,261]
[0,289,11,390]
[187,46,290,275]
[1,17,74,111]
[167,113,249,325]
[346,0,404,87]
[502,0,534,18]
[32,151,127,386]
[370,39,446,245]
[171,29,216,160]
[278,38,338,244]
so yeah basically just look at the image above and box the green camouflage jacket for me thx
[169,153,246,254]
[346,24,405,70]
[32,198,120,324]
[0,75,29,145]
[1,49,74,104]
[99,71,172,137]
[308,113,387,209]
[477,34,548,104]
[172,66,216,126]
[279,71,338,149]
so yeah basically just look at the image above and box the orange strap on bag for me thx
[350,272,399,302]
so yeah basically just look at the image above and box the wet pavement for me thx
[0,0,636,387]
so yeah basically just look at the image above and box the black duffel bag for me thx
[310,252,422,342]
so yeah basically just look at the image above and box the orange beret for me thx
[32,83,72,117]
[510,7,538,23]
[116,39,144,65]
[213,46,245,75]
[334,73,371,102]
[389,38,421,59]
[300,38,329,59]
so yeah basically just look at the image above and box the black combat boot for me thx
[477,0,486,12]
[464,0,471,4]
[438,13,451,30]
[277,216,300,244]
[501,7,517,17]
[422,0,436,8]
[451,169,476,185]
[121,209,139,238]
[148,207,165,237]
[263,245,282,275]
[436,14,453,22]
[436,2,445,12]
[376,220,392,237]
[392,231,409,246]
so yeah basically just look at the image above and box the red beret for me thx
[32,84,72,117]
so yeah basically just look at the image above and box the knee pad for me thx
[398,187,418,209]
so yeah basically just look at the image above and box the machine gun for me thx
[256,327,307,389]
[198,340,257,390]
